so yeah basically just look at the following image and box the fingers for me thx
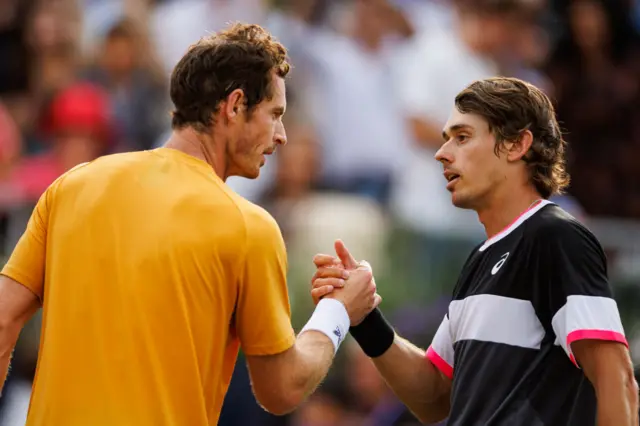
[312,278,346,290]
[313,254,341,268]
[334,239,358,270]
[312,266,349,283]
[311,286,334,305]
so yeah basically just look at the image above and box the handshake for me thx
[309,239,382,326]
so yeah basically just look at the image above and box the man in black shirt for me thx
[311,77,638,425]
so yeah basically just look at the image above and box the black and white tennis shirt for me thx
[426,200,628,426]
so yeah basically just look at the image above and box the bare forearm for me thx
[596,378,639,426]
[289,330,336,401]
[373,336,450,424]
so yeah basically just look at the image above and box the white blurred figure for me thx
[391,0,455,37]
[302,0,414,204]
[151,0,268,77]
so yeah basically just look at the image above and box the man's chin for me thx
[451,192,474,209]
[243,167,261,180]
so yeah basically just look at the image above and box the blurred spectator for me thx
[82,18,168,152]
[0,103,23,212]
[27,0,81,99]
[0,103,22,178]
[0,0,32,97]
[546,0,640,218]
[2,82,111,207]
[303,0,414,205]
[392,0,455,36]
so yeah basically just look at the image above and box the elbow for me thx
[252,376,307,416]
[255,388,306,416]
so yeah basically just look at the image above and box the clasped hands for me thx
[310,240,382,326]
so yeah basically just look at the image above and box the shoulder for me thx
[40,160,93,200]
[233,196,284,247]
[527,204,597,243]
[56,152,145,182]
[50,152,158,198]
[525,204,605,259]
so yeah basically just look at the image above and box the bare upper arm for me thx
[0,275,40,332]
[572,339,636,391]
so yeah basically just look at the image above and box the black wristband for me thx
[349,308,395,358]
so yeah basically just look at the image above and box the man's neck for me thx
[477,185,543,239]
[163,128,228,181]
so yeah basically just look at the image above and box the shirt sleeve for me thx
[426,314,454,379]
[543,220,627,367]
[1,185,55,301]
[235,206,295,356]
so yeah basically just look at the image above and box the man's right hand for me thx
[311,240,382,325]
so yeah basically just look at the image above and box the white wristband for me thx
[300,298,351,354]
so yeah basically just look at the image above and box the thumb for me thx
[335,239,358,270]
[373,293,383,309]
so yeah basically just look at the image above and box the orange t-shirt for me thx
[2,148,295,426]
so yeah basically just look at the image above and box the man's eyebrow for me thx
[442,124,473,141]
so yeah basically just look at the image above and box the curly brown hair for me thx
[454,77,569,199]
[169,23,290,131]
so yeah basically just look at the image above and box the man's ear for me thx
[222,88,245,120]
[506,130,534,163]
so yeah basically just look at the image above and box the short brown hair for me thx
[170,23,290,131]
[454,77,569,199]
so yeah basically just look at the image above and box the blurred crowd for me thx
[1,0,640,425]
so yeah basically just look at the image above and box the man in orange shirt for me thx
[0,23,379,426]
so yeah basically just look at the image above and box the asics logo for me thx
[333,327,343,345]
[492,252,510,275]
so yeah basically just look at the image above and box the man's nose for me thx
[275,122,287,146]
[435,144,452,164]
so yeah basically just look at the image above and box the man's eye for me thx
[456,135,469,143]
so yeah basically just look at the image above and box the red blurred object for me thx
[0,83,113,207]
[42,82,112,146]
